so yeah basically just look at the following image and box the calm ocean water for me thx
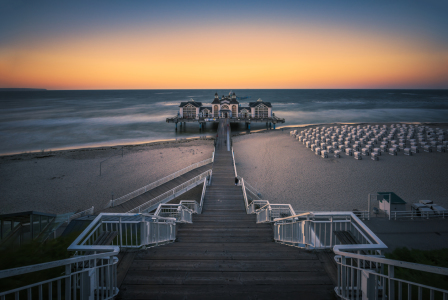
[1,89,447,155]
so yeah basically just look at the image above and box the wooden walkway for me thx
[118,120,335,299]
[101,164,212,214]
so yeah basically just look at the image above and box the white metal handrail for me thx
[199,177,207,213]
[0,251,119,300]
[232,147,237,178]
[179,200,200,214]
[237,176,262,199]
[67,206,94,222]
[107,157,213,208]
[127,170,211,213]
[69,213,176,253]
[154,204,194,223]
[387,210,446,220]
[237,173,448,299]
[273,212,379,250]
[240,177,249,213]
[332,213,448,300]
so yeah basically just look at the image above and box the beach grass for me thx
[385,247,448,298]
[0,231,80,293]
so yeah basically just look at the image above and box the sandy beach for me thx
[0,139,214,215]
[2,122,448,217]
[233,123,448,213]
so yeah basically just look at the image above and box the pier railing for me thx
[334,246,448,300]
[0,251,119,300]
[387,210,446,220]
[67,206,95,223]
[154,204,194,223]
[273,212,377,250]
[68,213,176,252]
[0,213,177,299]
[199,177,207,213]
[127,170,211,213]
[232,147,263,200]
[106,156,213,208]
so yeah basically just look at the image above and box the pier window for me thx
[202,109,210,117]
[221,105,229,118]
[214,105,219,117]
[255,104,268,118]
[183,104,196,119]
[232,105,237,117]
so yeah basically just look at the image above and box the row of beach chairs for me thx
[290,124,447,161]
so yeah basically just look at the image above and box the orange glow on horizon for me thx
[1,23,447,89]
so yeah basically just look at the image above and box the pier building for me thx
[167,92,285,129]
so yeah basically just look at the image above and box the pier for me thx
[166,93,285,130]
[118,119,334,299]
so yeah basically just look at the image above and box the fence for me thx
[387,210,446,220]
[154,204,194,223]
[273,212,376,250]
[199,177,207,213]
[68,213,176,253]
[0,252,119,300]
[106,156,213,208]
[331,213,448,300]
[67,206,95,223]
[127,170,211,213]
[232,147,263,200]
[271,211,448,299]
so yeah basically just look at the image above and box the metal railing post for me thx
[65,264,71,300]
[388,265,395,300]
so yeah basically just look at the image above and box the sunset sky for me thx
[0,0,447,89]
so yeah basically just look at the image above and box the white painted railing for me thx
[330,213,448,300]
[68,213,176,252]
[240,177,249,213]
[237,175,261,200]
[67,206,94,223]
[272,211,448,299]
[106,156,213,208]
[232,148,237,177]
[273,212,376,250]
[237,174,448,298]
[199,177,207,213]
[179,200,200,214]
[334,248,448,300]
[387,210,446,220]
[154,204,194,223]
[127,170,211,213]
[0,252,119,300]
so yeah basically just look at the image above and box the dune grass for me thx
[0,232,80,293]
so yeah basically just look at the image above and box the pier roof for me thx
[378,192,406,204]
[179,101,203,107]
[249,101,272,107]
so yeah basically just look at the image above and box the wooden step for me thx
[118,284,335,300]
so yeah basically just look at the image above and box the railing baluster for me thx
[48,282,52,300]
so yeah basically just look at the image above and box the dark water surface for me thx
[1,89,447,155]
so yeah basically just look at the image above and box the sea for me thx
[1,89,447,155]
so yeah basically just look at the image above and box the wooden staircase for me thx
[118,120,335,299]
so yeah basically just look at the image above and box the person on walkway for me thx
[235,177,239,186]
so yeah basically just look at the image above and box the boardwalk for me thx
[118,120,334,299]
[101,164,212,214]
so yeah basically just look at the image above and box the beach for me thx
[2,122,448,217]
[233,123,448,213]
[0,139,214,215]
